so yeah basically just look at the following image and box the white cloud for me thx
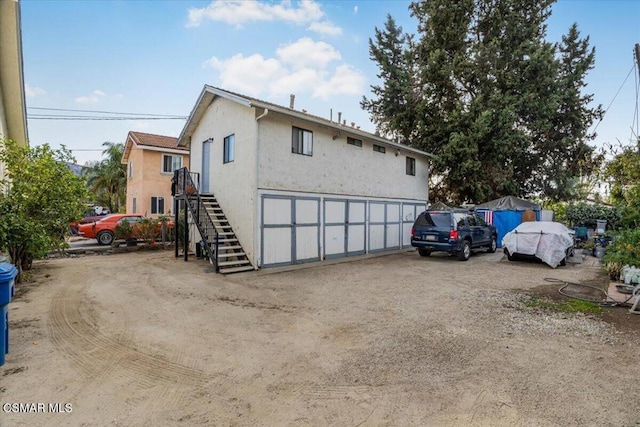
[312,64,367,100]
[75,89,107,104]
[353,5,358,15]
[187,0,342,37]
[276,37,341,69]
[25,83,46,98]
[204,38,365,101]
[204,53,285,96]
[307,21,342,37]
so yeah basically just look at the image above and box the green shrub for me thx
[602,228,640,267]
[565,202,620,229]
[134,218,160,244]
[115,219,133,240]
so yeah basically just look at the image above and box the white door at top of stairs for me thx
[323,199,366,260]
[261,195,321,267]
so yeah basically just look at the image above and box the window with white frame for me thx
[224,134,235,164]
[151,196,165,215]
[162,155,182,173]
[292,126,313,156]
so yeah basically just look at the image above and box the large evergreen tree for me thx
[362,0,602,204]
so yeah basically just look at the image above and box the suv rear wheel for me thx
[418,249,431,257]
[458,240,471,261]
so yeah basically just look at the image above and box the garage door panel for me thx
[370,203,385,223]
[296,199,318,224]
[348,202,366,223]
[325,225,345,257]
[263,228,292,265]
[325,200,346,224]
[403,204,417,223]
[386,203,400,222]
[264,198,291,225]
[402,223,413,247]
[295,226,319,262]
[386,224,400,249]
[347,224,365,254]
[369,224,385,251]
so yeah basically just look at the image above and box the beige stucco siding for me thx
[126,146,189,216]
[189,97,257,262]
[257,114,429,201]
[0,0,27,146]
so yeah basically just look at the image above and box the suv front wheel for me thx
[457,240,471,261]
[487,236,497,253]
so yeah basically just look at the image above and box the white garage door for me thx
[368,202,401,252]
[262,196,320,267]
[324,199,366,259]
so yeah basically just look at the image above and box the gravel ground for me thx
[1,249,638,426]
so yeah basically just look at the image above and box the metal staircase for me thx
[174,168,254,274]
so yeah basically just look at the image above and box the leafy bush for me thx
[544,200,568,224]
[133,218,160,244]
[565,202,620,229]
[114,220,133,240]
[602,228,640,267]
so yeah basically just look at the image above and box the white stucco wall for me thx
[257,113,429,201]
[189,97,257,263]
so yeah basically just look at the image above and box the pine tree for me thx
[362,0,602,203]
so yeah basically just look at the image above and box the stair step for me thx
[217,238,238,243]
[217,252,246,258]
[218,259,251,267]
[219,265,255,274]
[218,245,243,251]
[218,232,235,236]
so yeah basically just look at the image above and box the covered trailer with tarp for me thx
[475,196,541,247]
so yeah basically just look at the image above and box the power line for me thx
[28,115,186,121]
[592,63,635,134]
[28,106,186,118]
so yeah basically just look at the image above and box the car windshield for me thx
[415,212,451,227]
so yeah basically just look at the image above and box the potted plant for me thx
[605,261,622,281]
[582,240,595,256]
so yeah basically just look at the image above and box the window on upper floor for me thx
[128,160,133,178]
[224,134,235,164]
[151,196,165,215]
[406,156,416,176]
[132,197,137,214]
[347,137,362,147]
[162,155,182,173]
[292,126,313,156]
[373,144,385,153]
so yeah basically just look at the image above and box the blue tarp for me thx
[476,196,541,248]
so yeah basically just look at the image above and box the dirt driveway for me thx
[1,249,638,426]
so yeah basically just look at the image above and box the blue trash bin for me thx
[0,262,18,366]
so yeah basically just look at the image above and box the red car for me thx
[78,214,174,246]
[78,214,144,245]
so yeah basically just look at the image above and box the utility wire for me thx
[592,63,636,135]
[27,106,186,118]
[27,115,186,120]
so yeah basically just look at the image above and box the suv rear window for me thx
[415,212,452,227]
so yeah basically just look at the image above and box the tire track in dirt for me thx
[48,280,210,398]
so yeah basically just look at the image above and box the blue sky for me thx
[21,0,640,165]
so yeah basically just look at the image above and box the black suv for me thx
[411,210,497,261]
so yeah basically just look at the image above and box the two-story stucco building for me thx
[121,131,189,217]
[176,86,433,272]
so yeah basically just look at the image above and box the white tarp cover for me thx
[502,221,574,268]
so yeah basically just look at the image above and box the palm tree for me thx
[84,142,126,212]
